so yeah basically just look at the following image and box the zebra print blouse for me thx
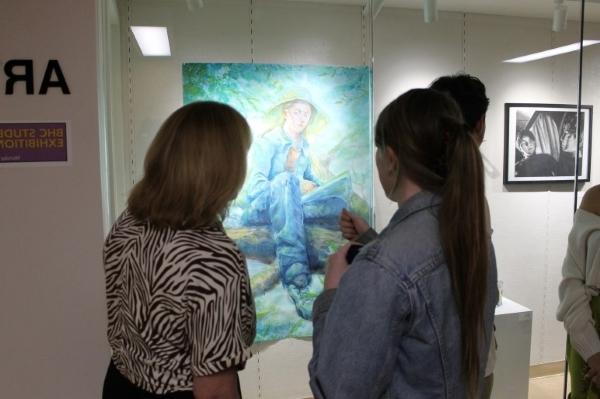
[104,210,256,394]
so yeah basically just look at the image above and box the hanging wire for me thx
[563,5,587,399]
[364,0,375,228]
[249,8,257,394]
[462,13,467,72]
[257,351,262,399]
[543,25,558,377]
[573,0,586,212]
[541,191,551,363]
[127,0,136,186]
[369,0,374,69]
[361,2,367,66]
[551,30,556,94]
[249,0,255,63]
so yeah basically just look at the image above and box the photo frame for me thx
[504,103,593,184]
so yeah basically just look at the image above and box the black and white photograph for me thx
[504,103,593,184]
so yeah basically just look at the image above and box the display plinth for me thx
[492,297,533,399]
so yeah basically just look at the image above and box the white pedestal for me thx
[491,297,533,399]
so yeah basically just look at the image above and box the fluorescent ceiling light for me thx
[504,40,600,63]
[131,26,171,56]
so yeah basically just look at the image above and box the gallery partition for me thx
[97,1,600,398]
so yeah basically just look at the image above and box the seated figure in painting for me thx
[514,130,557,177]
[241,91,351,320]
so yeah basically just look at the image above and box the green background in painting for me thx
[183,63,372,341]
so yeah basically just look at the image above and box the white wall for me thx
[0,0,107,398]
[373,8,600,366]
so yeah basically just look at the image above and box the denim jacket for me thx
[247,128,321,201]
[309,191,498,399]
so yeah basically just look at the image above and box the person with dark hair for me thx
[340,73,498,397]
[429,73,489,144]
[556,113,583,177]
[514,130,557,177]
[430,73,496,398]
[309,88,497,398]
[340,74,490,240]
[102,101,256,399]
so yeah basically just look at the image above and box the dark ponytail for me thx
[375,88,489,398]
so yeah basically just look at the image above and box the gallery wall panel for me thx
[113,1,371,397]
[1,0,107,397]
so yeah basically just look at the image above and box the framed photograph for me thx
[504,103,593,184]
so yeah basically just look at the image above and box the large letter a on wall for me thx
[39,60,71,95]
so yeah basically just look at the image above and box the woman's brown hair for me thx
[128,101,251,229]
[375,88,489,398]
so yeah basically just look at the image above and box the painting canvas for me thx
[504,103,592,184]
[183,63,372,341]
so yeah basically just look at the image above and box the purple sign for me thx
[0,122,67,163]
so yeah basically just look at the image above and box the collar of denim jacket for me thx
[278,127,309,151]
[387,190,442,228]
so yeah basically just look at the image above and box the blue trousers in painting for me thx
[242,172,350,289]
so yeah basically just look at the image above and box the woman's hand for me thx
[586,353,600,388]
[193,368,240,399]
[324,243,351,290]
[339,208,370,241]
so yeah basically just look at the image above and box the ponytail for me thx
[376,89,490,398]
[439,128,489,398]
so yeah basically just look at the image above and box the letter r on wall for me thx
[4,60,34,95]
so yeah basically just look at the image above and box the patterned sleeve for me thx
[186,238,255,376]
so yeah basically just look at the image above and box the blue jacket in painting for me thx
[246,127,321,202]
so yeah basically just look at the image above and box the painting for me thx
[183,63,372,341]
[504,103,593,184]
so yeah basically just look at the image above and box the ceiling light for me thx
[552,0,568,32]
[423,0,438,23]
[185,0,204,12]
[503,40,600,63]
[131,26,171,56]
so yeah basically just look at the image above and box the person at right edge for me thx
[338,74,498,398]
[309,88,498,398]
[557,185,600,399]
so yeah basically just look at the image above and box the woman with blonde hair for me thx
[102,101,256,399]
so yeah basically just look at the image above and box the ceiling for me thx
[290,0,600,22]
